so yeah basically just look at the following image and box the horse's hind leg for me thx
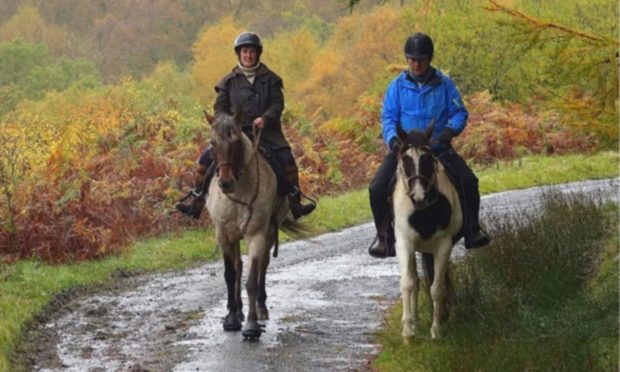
[242,236,267,339]
[233,240,244,321]
[222,241,243,331]
[429,243,452,340]
[257,250,271,321]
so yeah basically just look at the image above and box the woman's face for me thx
[239,46,259,67]
[407,57,431,76]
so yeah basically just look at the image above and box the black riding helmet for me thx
[404,33,433,60]
[234,32,263,58]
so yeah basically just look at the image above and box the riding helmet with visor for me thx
[234,32,263,57]
[404,33,434,60]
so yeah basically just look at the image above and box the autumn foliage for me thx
[0,0,616,264]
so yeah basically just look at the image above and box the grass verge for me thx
[373,190,619,371]
[0,150,618,371]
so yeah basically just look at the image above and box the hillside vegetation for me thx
[0,0,617,263]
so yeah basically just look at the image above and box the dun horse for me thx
[392,123,462,340]
[205,112,301,340]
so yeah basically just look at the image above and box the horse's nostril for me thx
[219,179,234,192]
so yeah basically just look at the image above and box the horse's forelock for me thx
[405,131,430,149]
[213,115,240,139]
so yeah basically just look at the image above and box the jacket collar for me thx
[402,67,443,88]
[233,63,270,77]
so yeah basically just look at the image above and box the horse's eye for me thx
[419,154,434,174]
[402,156,415,174]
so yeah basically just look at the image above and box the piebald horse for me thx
[205,112,299,340]
[393,123,462,340]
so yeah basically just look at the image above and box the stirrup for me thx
[177,188,202,203]
[368,235,387,258]
[175,189,206,219]
[299,190,317,209]
[465,228,491,249]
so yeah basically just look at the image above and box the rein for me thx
[223,125,263,234]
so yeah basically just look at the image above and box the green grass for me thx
[0,151,618,371]
[373,192,619,371]
[476,151,619,194]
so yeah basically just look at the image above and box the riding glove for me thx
[439,127,456,146]
[389,137,401,154]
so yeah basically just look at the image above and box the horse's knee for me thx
[400,271,419,292]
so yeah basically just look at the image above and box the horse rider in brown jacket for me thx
[176,32,316,220]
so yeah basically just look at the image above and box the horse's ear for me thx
[424,119,436,141]
[204,110,215,126]
[396,124,408,142]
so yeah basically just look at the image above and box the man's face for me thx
[407,57,431,76]
[239,46,259,67]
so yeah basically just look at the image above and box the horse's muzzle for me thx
[410,193,433,210]
[219,179,235,194]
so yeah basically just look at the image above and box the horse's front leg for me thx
[430,243,451,340]
[242,235,267,339]
[396,235,419,338]
[222,241,243,331]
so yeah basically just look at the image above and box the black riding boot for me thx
[175,163,213,219]
[437,149,491,249]
[368,152,398,258]
[368,219,396,258]
[285,165,316,220]
[458,171,490,249]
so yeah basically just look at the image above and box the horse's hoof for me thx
[242,321,263,340]
[223,313,242,331]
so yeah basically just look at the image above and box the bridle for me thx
[215,141,246,179]
[398,144,439,208]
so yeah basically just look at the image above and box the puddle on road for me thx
[174,251,400,371]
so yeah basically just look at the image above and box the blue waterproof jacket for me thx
[382,68,468,149]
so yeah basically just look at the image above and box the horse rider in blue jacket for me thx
[368,32,491,258]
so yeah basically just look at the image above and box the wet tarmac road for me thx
[29,179,618,372]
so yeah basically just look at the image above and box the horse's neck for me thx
[232,134,272,192]
[240,133,255,167]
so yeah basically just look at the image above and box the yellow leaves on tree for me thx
[263,28,320,95]
[191,16,242,108]
[0,5,71,57]
[294,6,404,119]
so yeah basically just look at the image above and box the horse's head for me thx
[395,121,439,210]
[208,112,246,194]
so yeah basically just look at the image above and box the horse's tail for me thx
[279,217,313,239]
[270,215,313,258]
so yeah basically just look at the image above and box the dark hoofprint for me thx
[408,189,451,239]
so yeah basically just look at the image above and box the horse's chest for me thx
[408,193,452,240]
